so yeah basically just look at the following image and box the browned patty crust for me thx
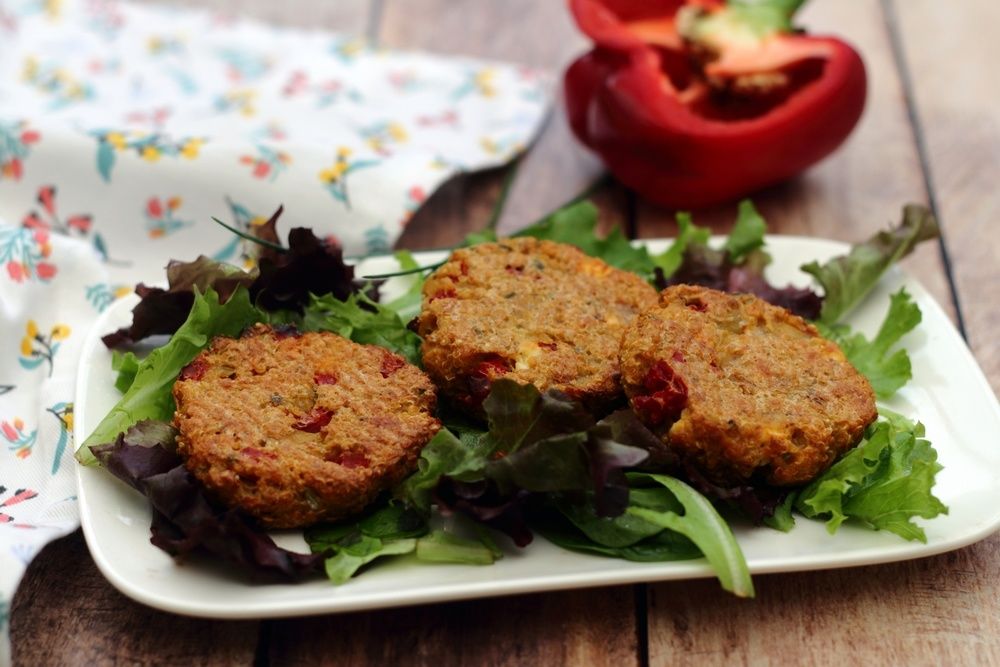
[620,285,877,486]
[172,324,440,529]
[415,237,659,413]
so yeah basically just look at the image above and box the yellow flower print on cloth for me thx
[91,130,205,181]
[215,88,257,117]
[18,319,70,377]
[84,283,131,312]
[319,147,379,209]
[362,122,409,156]
[22,56,93,109]
[452,67,498,100]
[212,197,277,268]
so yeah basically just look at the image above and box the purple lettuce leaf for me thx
[433,479,534,547]
[103,208,373,349]
[656,246,823,321]
[92,420,321,579]
[102,257,256,348]
[681,465,792,525]
[250,227,361,313]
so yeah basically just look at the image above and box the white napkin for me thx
[0,0,549,661]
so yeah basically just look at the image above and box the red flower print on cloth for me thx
[145,196,192,238]
[0,486,39,525]
[22,185,93,236]
[0,120,40,181]
[401,185,427,227]
[238,145,290,181]
[0,227,56,283]
[1,418,36,460]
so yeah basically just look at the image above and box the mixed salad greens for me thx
[77,198,945,597]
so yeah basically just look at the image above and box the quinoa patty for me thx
[415,238,658,413]
[172,324,440,529]
[619,285,877,486]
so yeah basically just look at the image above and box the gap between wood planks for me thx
[880,0,967,339]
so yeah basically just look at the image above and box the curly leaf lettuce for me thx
[819,289,921,399]
[298,292,422,365]
[79,287,263,465]
[795,411,947,542]
[802,204,939,324]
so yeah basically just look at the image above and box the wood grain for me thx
[632,0,954,321]
[388,0,613,247]
[648,541,1000,666]
[266,586,639,667]
[891,0,1000,393]
[268,3,643,666]
[10,531,259,667]
[641,2,998,664]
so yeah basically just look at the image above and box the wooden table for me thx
[12,1,1000,664]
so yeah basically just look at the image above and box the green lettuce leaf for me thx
[723,200,767,264]
[532,508,702,562]
[299,292,421,365]
[801,204,939,324]
[384,249,426,321]
[415,530,499,565]
[508,201,656,275]
[305,501,426,584]
[397,427,493,512]
[795,411,947,542]
[111,350,141,394]
[78,287,262,465]
[626,473,754,597]
[321,536,417,584]
[819,289,921,399]
[762,493,797,532]
[651,212,712,279]
[305,501,497,583]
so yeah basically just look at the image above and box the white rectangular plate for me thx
[75,236,1000,618]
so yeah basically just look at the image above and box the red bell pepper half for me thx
[565,0,867,208]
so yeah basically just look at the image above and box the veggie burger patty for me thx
[620,285,877,486]
[416,237,659,412]
[172,324,440,529]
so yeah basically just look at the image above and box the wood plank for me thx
[639,2,998,664]
[267,587,639,666]
[264,4,643,667]
[10,531,259,667]
[632,0,954,320]
[384,0,617,247]
[892,0,1000,394]
[647,543,1000,666]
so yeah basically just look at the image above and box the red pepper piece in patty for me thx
[178,357,208,381]
[325,449,370,468]
[465,355,513,406]
[314,372,338,385]
[565,0,866,208]
[292,407,334,433]
[380,354,406,378]
[633,360,688,426]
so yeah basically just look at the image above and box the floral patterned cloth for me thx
[0,0,550,661]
